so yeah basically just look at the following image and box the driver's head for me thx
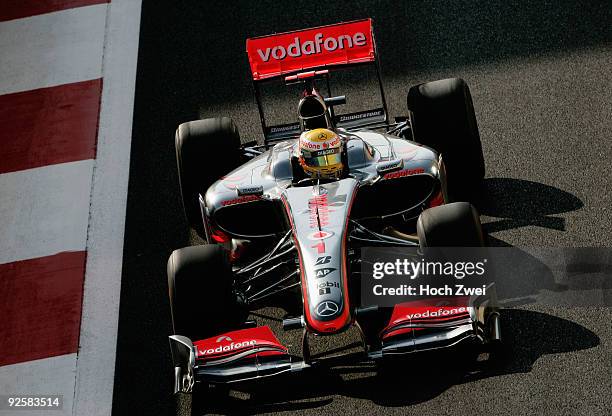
[298,128,343,179]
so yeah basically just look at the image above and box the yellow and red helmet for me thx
[298,128,343,179]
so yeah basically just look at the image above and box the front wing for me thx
[169,290,499,391]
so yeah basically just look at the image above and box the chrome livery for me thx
[204,133,440,333]
[168,128,496,390]
[168,19,498,394]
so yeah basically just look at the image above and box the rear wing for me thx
[246,19,375,81]
[246,19,389,145]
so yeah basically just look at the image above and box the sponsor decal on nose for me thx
[315,300,340,318]
[315,256,332,265]
[314,268,336,278]
[317,280,340,295]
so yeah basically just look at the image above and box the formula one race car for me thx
[168,19,500,396]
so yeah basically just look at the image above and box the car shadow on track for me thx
[475,177,583,237]
[470,178,604,307]
[192,309,599,415]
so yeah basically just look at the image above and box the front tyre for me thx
[417,202,485,247]
[167,244,242,341]
[417,203,501,359]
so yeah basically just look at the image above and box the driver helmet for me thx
[298,128,343,179]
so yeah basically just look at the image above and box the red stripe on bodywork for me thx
[0,251,86,366]
[0,0,109,22]
[0,79,102,174]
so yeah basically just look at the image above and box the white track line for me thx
[0,4,107,96]
[0,160,94,265]
[0,353,77,416]
[73,1,142,415]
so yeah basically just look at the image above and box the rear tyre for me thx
[407,78,484,201]
[176,117,241,237]
[167,244,242,340]
[417,202,485,247]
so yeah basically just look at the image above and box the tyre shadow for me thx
[475,177,583,236]
[198,309,599,414]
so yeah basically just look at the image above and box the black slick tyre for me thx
[407,78,485,201]
[175,117,241,236]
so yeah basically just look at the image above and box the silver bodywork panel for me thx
[203,130,440,333]
[204,130,439,236]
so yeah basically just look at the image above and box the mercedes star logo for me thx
[316,301,339,317]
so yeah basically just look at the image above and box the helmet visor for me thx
[302,149,342,168]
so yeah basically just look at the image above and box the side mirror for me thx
[324,95,346,107]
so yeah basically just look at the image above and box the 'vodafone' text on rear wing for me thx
[246,19,376,81]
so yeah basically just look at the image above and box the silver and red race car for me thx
[168,19,500,395]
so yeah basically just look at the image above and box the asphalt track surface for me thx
[113,1,612,415]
